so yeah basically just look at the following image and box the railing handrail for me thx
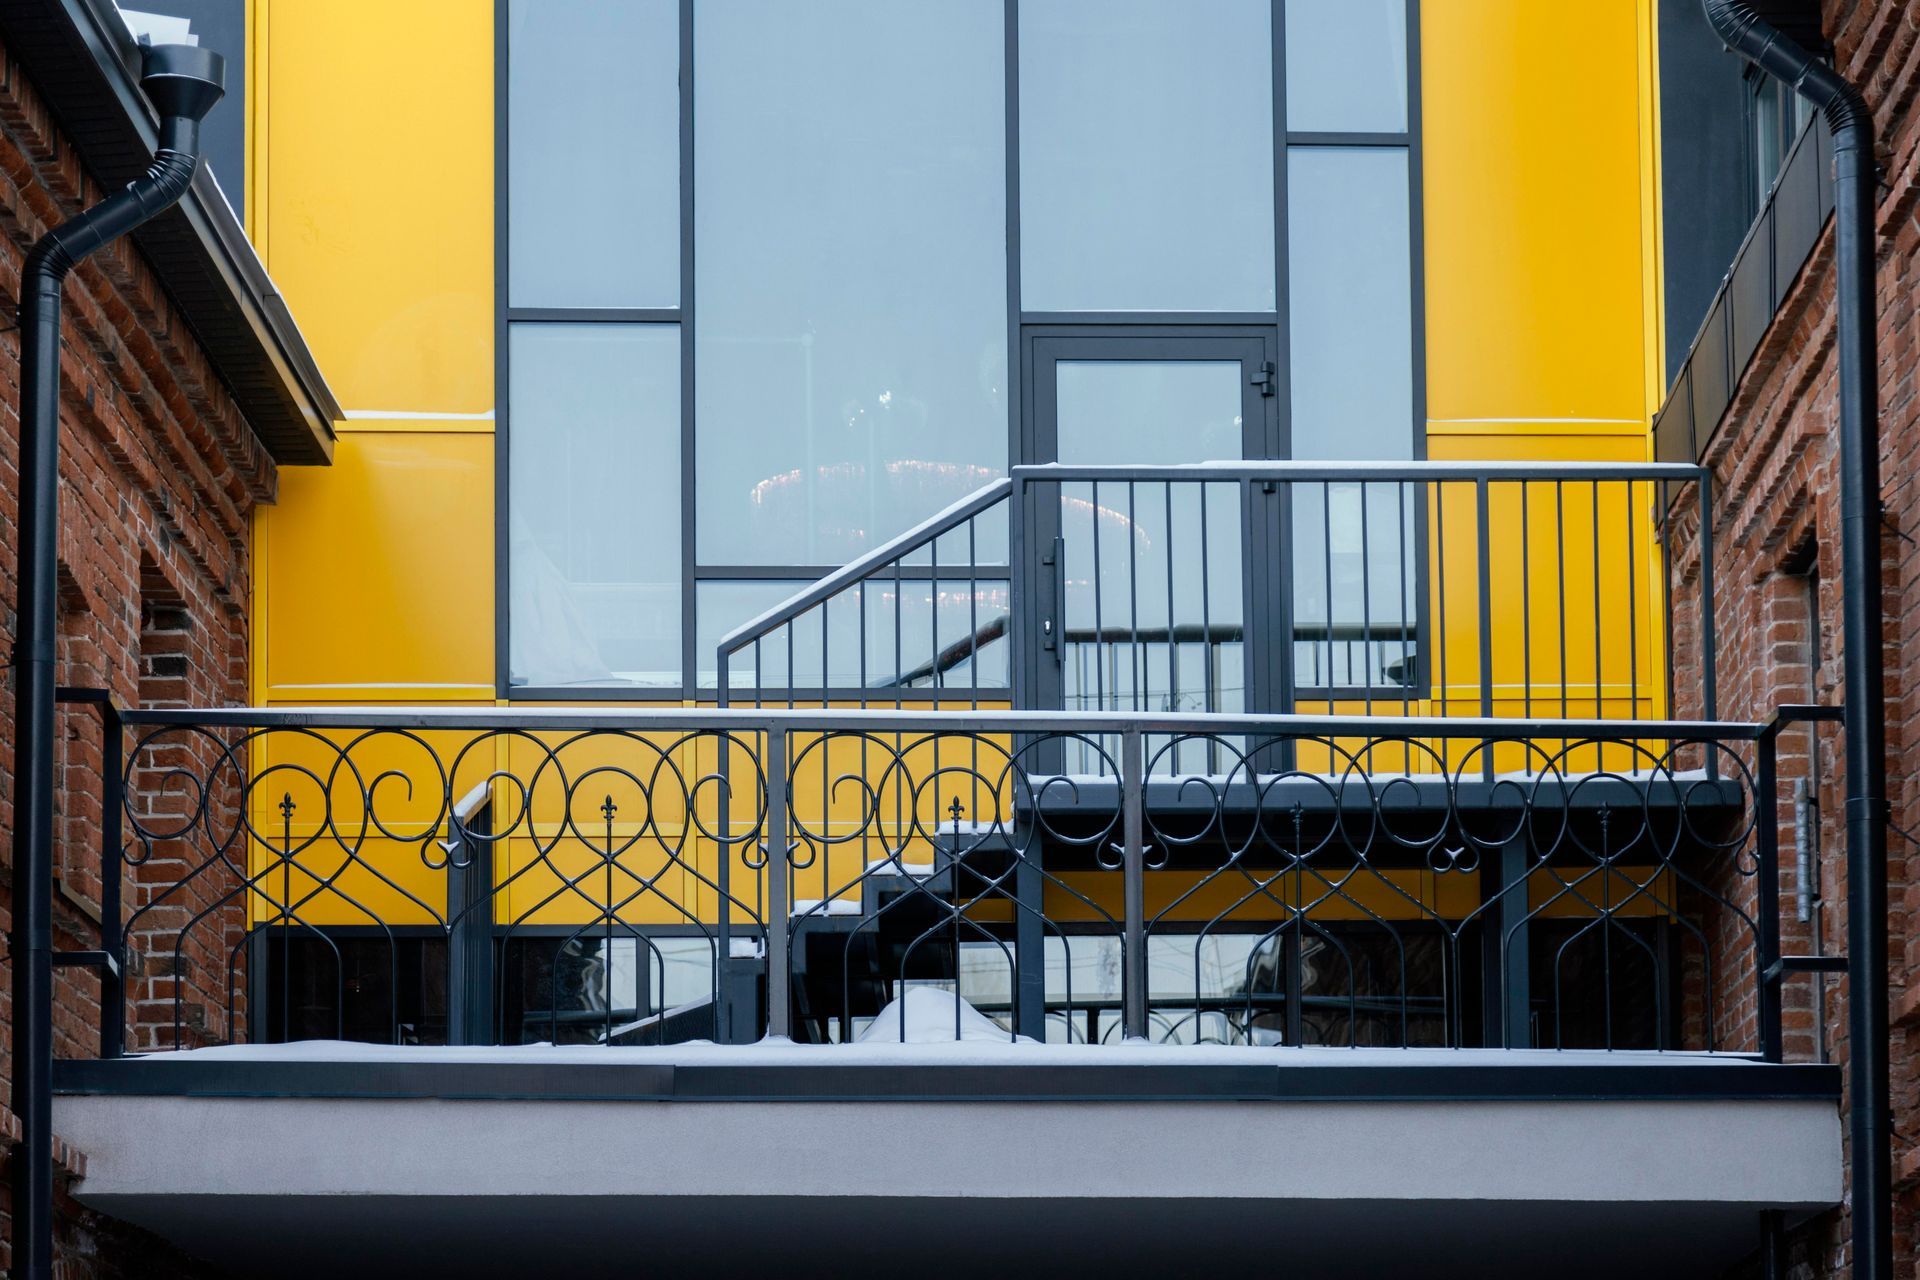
[1009,460,1708,483]
[94,693,1785,1056]
[712,460,1706,660]
[110,700,1767,740]
[715,475,1014,663]
[711,458,1713,711]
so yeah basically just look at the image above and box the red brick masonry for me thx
[1670,3,1920,1275]
[0,29,275,1278]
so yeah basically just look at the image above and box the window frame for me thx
[495,0,1425,701]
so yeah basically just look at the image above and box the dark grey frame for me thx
[1017,327,1279,712]
[494,0,1426,702]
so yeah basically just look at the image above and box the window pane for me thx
[1055,360,1244,464]
[1054,360,1245,723]
[1287,148,1412,460]
[1020,0,1275,312]
[1287,150,1413,686]
[1284,0,1408,134]
[694,0,1007,567]
[509,324,680,687]
[508,0,678,307]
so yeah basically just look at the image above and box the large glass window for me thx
[693,0,1007,568]
[500,0,1423,698]
[1018,0,1275,312]
[1287,147,1413,460]
[509,324,681,688]
[1283,1,1416,693]
[506,0,678,308]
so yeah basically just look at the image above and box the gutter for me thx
[1701,5,1888,1279]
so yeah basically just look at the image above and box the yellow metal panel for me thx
[1422,0,1654,428]
[257,0,493,415]
[258,433,495,700]
[243,727,494,927]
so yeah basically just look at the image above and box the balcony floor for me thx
[55,1042,1839,1278]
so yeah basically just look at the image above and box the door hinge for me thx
[1251,361,1276,397]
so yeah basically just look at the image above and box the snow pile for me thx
[854,987,1029,1045]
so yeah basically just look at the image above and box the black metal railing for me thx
[715,462,1716,728]
[49,699,1831,1063]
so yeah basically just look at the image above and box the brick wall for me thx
[1669,3,1920,1275]
[0,24,276,1280]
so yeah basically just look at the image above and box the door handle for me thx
[1052,537,1067,667]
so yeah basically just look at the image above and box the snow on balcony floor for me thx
[126,978,1768,1070]
[132,1039,1765,1070]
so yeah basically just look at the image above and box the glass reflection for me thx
[694,0,1007,566]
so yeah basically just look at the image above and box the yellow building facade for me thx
[250,0,1668,711]
[238,1,1686,977]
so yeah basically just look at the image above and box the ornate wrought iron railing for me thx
[48,698,1834,1064]
[716,461,1717,726]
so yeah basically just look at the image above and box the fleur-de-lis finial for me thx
[948,796,964,827]
[601,794,617,823]
[279,791,295,820]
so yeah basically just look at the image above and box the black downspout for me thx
[1701,5,1889,1280]
[6,44,222,1280]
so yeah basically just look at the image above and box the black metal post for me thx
[764,726,790,1038]
[97,699,124,1061]
[445,793,494,1046]
[6,46,221,1278]
[1757,730,1783,1062]
[1702,6,1888,1277]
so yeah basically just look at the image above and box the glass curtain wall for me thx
[1283,0,1417,693]
[503,0,1420,696]
[506,0,681,688]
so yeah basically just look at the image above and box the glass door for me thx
[1021,332,1280,727]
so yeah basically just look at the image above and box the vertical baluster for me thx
[1591,481,1604,762]
[1697,472,1717,722]
[1091,480,1107,768]
[1199,483,1217,774]
[1360,481,1375,724]
[1127,480,1141,716]
[1556,482,1568,770]
[100,704,124,1058]
[859,580,871,895]
[1628,481,1641,732]
[1661,480,1676,717]
[1757,731,1783,1061]
[1436,481,1450,727]
[1322,481,1336,714]
[968,518,980,813]
[822,600,833,894]
[894,557,905,839]
[930,536,942,867]
[1522,481,1533,773]
[1400,481,1412,773]
[1476,478,1495,785]
[765,726,790,1039]
[1164,483,1178,717]
[1121,727,1146,1040]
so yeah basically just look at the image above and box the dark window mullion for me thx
[507,307,683,324]
[1285,131,1410,148]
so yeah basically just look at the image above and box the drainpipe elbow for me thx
[1703,0,1874,145]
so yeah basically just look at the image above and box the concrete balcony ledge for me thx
[53,1043,1841,1278]
[56,1038,1839,1103]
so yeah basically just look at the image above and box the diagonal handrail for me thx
[715,476,1013,704]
